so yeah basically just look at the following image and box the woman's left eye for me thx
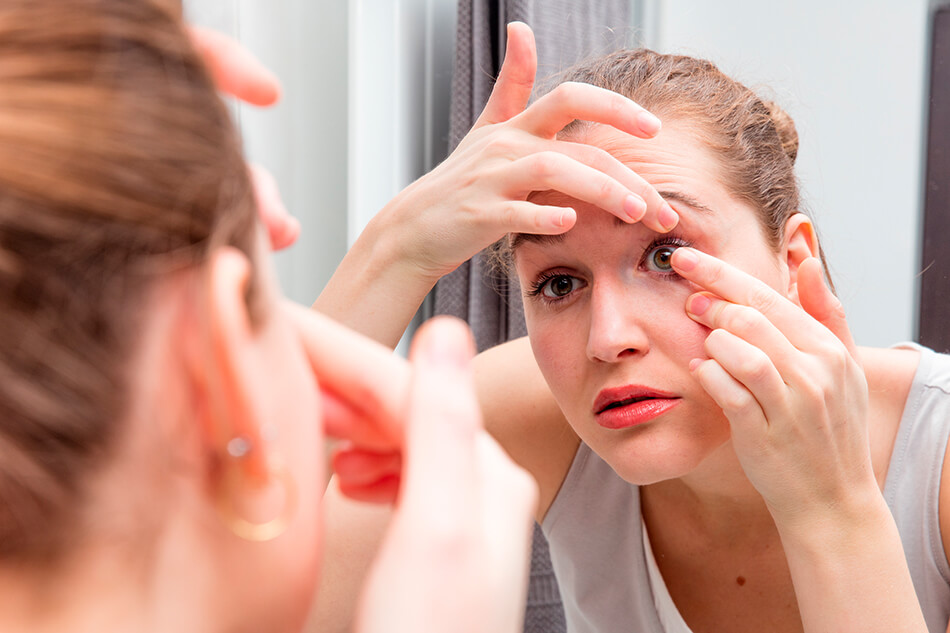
[644,244,678,273]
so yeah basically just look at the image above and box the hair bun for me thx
[763,100,799,165]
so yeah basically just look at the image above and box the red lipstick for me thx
[593,385,680,429]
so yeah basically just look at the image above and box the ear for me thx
[186,247,270,483]
[782,213,820,302]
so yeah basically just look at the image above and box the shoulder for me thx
[473,336,580,520]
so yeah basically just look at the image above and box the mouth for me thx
[592,385,681,429]
[593,385,678,415]
[598,395,657,413]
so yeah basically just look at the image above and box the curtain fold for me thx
[434,1,632,631]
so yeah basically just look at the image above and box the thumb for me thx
[473,22,537,128]
[401,317,480,516]
[797,257,858,358]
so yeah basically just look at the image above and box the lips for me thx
[593,385,680,429]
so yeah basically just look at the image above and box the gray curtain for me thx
[433,1,632,631]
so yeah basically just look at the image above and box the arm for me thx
[670,248,927,632]
[314,22,675,347]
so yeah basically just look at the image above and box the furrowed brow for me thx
[657,190,716,215]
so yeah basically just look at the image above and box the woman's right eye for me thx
[539,274,585,299]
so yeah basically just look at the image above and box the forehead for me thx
[515,122,752,250]
[575,121,726,200]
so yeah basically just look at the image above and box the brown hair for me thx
[558,49,825,265]
[0,0,259,561]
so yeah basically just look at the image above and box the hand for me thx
[187,26,300,250]
[355,317,538,633]
[285,303,407,503]
[375,21,677,282]
[670,248,875,530]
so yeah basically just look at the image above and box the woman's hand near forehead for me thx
[316,21,675,347]
[670,248,928,633]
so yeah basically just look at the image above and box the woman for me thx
[0,1,544,632]
[318,37,944,633]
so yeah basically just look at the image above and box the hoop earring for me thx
[215,441,298,542]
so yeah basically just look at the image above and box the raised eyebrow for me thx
[510,232,565,251]
[511,190,714,251]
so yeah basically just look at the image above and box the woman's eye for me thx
[644,245,678,273]
[541,275,583,299]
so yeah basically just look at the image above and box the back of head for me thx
[559,49,802,253]
[0,0,258,562]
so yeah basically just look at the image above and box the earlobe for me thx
[783,213,820,302]
[201,247,269,482]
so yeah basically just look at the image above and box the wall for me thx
[655,0,932,347]
[185,0,349,307]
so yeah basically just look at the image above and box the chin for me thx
[579,414,730,486]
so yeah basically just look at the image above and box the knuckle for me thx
[495,202,519,228]
[747,284,779,314]
[738,352,772,383]
[597,175,617,201]
[724,306,760,337]
[527,153,558,180]
[606,92,628,117]
[483,135,518,159]
[552,82,581,103]
[722,390,754,414]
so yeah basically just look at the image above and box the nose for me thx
[585,279,651,363]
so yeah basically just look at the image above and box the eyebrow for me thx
[510,190,716,251]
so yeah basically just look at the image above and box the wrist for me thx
[774,481,892,556]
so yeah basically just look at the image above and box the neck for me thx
[642,438,776,545]
[0,509,220,633]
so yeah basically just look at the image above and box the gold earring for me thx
[215,439,298,542]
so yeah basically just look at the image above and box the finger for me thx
[331,447,402,487]
[286,303,409,447]
[321,388,397,451]
[516,82,662,139]
[474,22,537,128]
[685,293,801,377]
[249,164,300,250]
[336,474,401,505]
[671,247,832,350]
[187,26,281,106]
[501,151,648,224]
[542,138,676,231]
[401,317,480,518]
[797,257,859,358]
[478,200,577,234]
[690,355,768,436]
[701,328,789,419]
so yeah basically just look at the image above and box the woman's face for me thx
[514,122,790,484]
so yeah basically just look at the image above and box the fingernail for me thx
[687,294,711,316]
[555,208,576,228]
[672,247,698,272]
[637,110,662,136]
[659,203,678,231]
[624,194,646,221]
[689,358,702,372]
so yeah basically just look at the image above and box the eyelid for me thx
[638,234,691,274]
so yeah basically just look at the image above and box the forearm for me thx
[313,203,442,349]
[779,490,926,633]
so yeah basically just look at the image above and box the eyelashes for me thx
[526,234,693,304]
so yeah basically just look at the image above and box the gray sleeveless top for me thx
[541,344,950,632]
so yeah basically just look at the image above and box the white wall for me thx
[185,0,349,307]
[655,0,931,347]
